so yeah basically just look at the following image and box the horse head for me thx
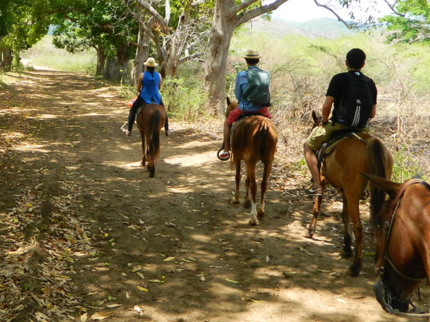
[226,97,238,118]
[311,110,322,129]
[362,173,430,313]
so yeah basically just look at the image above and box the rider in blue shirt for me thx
[123,57,169,136]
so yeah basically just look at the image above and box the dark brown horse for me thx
[306,111,393,276]
[136,103,166,177]
[226,98,278,225]
[363,174,430,314]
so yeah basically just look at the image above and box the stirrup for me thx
[217,148,230,161]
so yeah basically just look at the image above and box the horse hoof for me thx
[347,265,361,277]
[243,199,252,209]
[305,227,315,238]
[149,170,155,178]
[249,219,258,226]
[257,209,265,218]
[341,249,353,258]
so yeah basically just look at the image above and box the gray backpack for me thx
[241,67,270,106]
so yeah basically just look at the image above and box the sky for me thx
[273,0,393,23]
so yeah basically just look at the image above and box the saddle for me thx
[316,129,365,166]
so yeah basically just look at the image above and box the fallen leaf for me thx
[81,313,88,322]
[137,286,149,292]
[89,311,114,320]
[225,278,239,284]
[163,257,175,262]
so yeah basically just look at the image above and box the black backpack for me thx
[241,67,270,106]
[334,72,373,128]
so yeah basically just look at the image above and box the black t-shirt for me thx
[326,70,377,122]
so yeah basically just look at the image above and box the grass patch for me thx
[21,36,96,75]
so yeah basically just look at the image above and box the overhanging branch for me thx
[313,0,351,28]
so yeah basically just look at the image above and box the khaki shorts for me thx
[306,122,368,151]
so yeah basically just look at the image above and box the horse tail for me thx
[366,137,392,223]
[259,119,277,162]
[149,109,161,161]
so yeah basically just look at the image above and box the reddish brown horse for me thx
[136,103,166,177]
[306,111,393,276]
[363,174,430,314]
[226,98,278,225]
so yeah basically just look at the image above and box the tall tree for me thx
[133,0,210,80]
[203,0,290,115]
[52,0,138,80]
[0,0,52,70]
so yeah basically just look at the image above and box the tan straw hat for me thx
[144,57,158,67]
[243,49,261,59]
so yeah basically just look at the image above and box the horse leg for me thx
[140,130,146,166]
[340,194,353,258]
[345,194,363,277]
[247,162,258,226]
[306,180,326,238]
[258,160,273,218]
[232,159,241,204]
[243,176,252,209]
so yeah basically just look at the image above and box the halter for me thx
[377,179,427,312]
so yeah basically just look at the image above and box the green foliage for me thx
[392,149,428,183]
[380,0,430,44]
[162,72,209,121]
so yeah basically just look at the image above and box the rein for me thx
[378,179,428,314]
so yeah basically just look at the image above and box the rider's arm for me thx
[370,104,376,119]
[158,72,162,90]
[322,96,335,123]
[136,73,143,95]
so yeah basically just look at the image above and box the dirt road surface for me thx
[1,69,426,321]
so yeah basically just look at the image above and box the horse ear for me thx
[360,173,402,200]
[226,97,231,106]
[312,110,318,123]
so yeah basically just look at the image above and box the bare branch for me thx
[179,52,205,64]
[237,0,290,26]
[383,0,405,17]
[234,0,259,13]
[135,0,169,30]
[313,0,351,28]
[165,0,171,25]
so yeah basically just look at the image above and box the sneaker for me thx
[307,187,322,197]
[219,151,230,161]
[122,129,131,136]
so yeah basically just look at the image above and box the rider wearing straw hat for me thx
[123,57,168,136]
[219,49,271,161]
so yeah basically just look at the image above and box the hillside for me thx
[245,17,356,38]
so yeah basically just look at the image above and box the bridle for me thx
[376,179,428,313]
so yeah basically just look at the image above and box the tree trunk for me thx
[203,1,237,116]
[103,43,130,82]
[131,26,150,86]
[1,47,12,72]
[203,0,290,115]
[96,45,105,76]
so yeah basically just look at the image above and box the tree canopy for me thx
[379,0,430,44]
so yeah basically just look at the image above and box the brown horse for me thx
[226,98,278,225]
[136,103,166,177]
[306,111,393,276]
[363,174,430,314]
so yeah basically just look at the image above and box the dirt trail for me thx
[0,69,425,321]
